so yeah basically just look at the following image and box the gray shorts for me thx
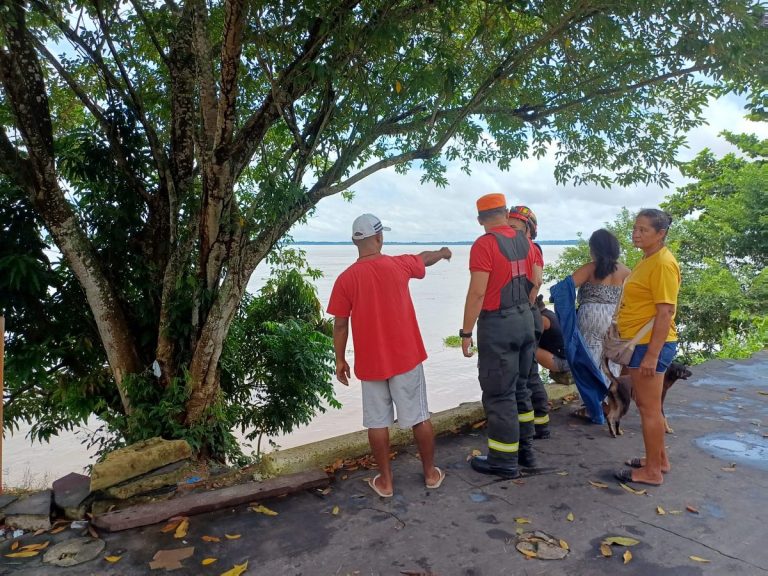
[361,363,430,429]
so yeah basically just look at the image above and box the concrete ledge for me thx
[257,383,575,477]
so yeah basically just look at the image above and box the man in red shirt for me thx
[461,194,538,478]
[328,214,452,497]
[509,205,550,440]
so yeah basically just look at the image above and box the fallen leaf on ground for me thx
[516,527,524,535]
[33,529,46,537]
[690,555,710,563]
[623,550,632,564]
[10,541,19,551]
[20,542,49,551]
[161,518,183,533]
[472,420,487,429]
[566,512,574,522]
[5,551,40,558]
[656,506,666,515]
[88,524,99,539]
[202,558,218,565]
[721,463,736,472]
[174,518,189,538]
[219,560,248,576]
[149,547,195,570]
[202,535,221,542]
[758,391,768,396]
[556,471,569,476]
[250,504,278,516]
[602,536,640,547]
[518,547,537,558]
[600,543,613,557]
[515,517,531,524]
[332,506,340,516]
[559,539,569,550]
[224,534,241,540]
[686,505,699,514]
[104,555,121,563]
[49,526,67,534]
[619,482,647,496]
[589,480,609,489]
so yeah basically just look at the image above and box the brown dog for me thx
[603,360,692,437]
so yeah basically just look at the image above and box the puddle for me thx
[470,491,489,503]
[695,433,768,471]
[692,362,768,388]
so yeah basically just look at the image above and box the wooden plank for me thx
[91,469,330,532]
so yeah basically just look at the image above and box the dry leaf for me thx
[202,535,221,542]
[395,80,402,94]
[619,482,647,496]
[600,543,613,557]
[602,536,640,547]
[105,555,122,563]
[514,517,531,524]
[556,471,569,476]
[5,550,40,558]
[202,558,218,565]
[560,539,569,550]
[721,464,736,472]
[224,534,241,540]
[589,480,609,489]
[566,512,574,522]
[689,555,710,563]
[758,391,768,396]
[219,560,248,576]
[10,541,19,551]
[519,548,537,558]
[49,525,67,534]
[33,529,46,537]
[88,524,99,539]
[161,519,183,533]
[174,518,189,539]
[623,550,632,564]
[250,504,278,516]
[471,420,487,429]
[656,506,666,515]
[515,527,524,535]
[149,547,195,570]
[20,542,49,551]
[331,506,340,516]
[686,505,699,514]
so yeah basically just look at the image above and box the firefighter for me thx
[461,193,539,478]
[508,205,551,440]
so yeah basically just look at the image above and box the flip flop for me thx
[366,474,393,498]
[425,467,445,489]
[614,468,662,486]
[625,458,644,469]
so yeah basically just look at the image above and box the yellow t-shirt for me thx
[617,246,680,344]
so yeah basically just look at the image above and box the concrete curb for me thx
[257,383,575,477]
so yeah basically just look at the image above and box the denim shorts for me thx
[628,342,677,373]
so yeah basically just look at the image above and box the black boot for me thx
[517,439,538,469]
[470,455,520,479]
[534,424,551,439]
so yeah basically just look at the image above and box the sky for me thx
[291,95,767,243]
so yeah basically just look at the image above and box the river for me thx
[3,244,567,488]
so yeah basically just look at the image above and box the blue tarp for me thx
[549,276,608,425]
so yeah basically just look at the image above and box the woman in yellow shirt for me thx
[615,209,680,487]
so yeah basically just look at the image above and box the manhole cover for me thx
[43,537,105,567]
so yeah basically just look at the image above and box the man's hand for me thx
[461,337,474,358]
[336,359,351,385]
[440,247,452,261]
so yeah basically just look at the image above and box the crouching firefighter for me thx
[460,193,539,478]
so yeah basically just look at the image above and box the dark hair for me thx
[637,208,673,236]
[477,206,508,223]
[589,228,620,280]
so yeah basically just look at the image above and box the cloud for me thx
[292,95,767,242]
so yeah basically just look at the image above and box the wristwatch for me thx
[459,329,472,339]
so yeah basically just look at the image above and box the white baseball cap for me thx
[351,213,390,240]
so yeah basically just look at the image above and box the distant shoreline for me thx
[291,240,579,246]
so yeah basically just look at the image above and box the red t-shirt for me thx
[327,254,427,381]
[469,226,537,311]
[532,242,544,267]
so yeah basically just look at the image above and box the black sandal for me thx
[614,468,662,486]
[625,458,643,469]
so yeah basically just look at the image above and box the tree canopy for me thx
[1,0,765,459]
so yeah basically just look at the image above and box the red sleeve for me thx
[525,238,538,281]
[469,235,494,272]
[327,273,352,317]
[395,254,426,279]
[533,242,544,267]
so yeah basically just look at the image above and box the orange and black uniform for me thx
[470,226,537,466]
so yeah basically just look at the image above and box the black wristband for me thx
[459,329,472,339]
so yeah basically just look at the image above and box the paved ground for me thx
[2,352,767,575]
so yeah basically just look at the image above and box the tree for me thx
[1,0,765,459]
